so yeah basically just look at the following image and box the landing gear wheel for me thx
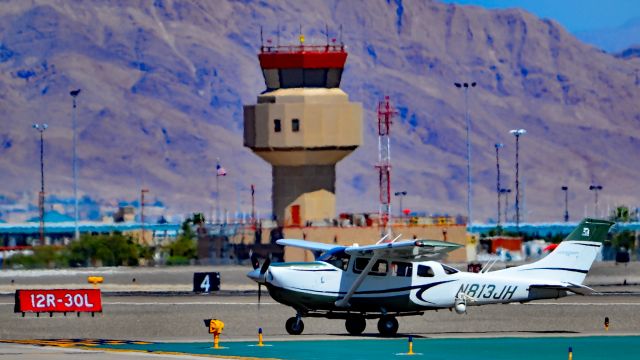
[345,315,366,335]
[377,316,399,337]
[285,317,304,335]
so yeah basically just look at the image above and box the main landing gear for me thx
[285,312,401,336]
[345,314,366,335]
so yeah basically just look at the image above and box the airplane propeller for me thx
[258,255,271,306]
[248,250,272,307]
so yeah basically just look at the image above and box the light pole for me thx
[33,123,48,246]
[589,184,603,218]
[394,191,407,220]
[500,188,512,223]
[454,81,476,227]
[561,186,569,222]
[494,143,503,225]
[140,188,149,242]
[509,129,526,229]
[70,88,81,241]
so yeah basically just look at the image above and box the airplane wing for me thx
[276,239,343,253]
[344,239,463,261]
[529,282,597,295]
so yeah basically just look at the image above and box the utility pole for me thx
[394,191,407,221]
[251,184,256,227]
[501,188,511,223]
[454,81,476,227]
[509,129,526,229]
[589,184,603,218]
[33,123,48,246]
[70,89,81,241]
[141,188,149,243]
[495,143,503,225]
[562,186,569,222]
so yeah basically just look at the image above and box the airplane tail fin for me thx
[496,218,614,284]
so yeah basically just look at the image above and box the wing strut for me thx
[335,253,381,308]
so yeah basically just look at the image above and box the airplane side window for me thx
[442,264,459,275]
[353,258,388,276]
[391,262,412,277]
[417,265,434,277]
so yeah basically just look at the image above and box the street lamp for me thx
[589,184,603,218]
[454,81,477,227]
[394,191,407,219]
[509,129,526,229]
[494,143,504,225]
[70,88,81,241]
[33,123,48,246]
[140,188,149,242]
[561,186,569,222]
[500,188,512,222]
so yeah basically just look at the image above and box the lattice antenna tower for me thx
[376,96,395,238]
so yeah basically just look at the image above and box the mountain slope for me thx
[0,0,638,222]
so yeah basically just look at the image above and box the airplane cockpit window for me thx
[417,265,435,277]
[353,258,388,276]
[442,264,459,275]
[391,262,412,277]
[318,249,350,271]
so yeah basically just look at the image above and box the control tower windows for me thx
[303,69,327,87]
[263,68,345,90]
[274,119,281,133]
[280,69,304,88]
[292,119,300,132]
[326,69,343,88]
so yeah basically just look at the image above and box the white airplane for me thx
[247,218,613,336]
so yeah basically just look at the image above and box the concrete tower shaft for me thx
[243,43,362,225]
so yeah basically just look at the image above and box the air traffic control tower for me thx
[244,40,362,226]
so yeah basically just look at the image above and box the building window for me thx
[274,119,281,132]
[292,118,300,132]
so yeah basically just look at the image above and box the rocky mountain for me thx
[1,0,639,223]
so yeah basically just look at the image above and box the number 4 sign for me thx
[193,272,220,293]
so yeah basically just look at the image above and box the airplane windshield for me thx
[318,250,350,271]
[442,264,459,274]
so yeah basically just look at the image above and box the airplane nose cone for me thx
[247,268,262,283]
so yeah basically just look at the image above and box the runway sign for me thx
[193,272,220,293]
[14,289,102,313]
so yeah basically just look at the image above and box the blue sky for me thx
[440,0,640,32]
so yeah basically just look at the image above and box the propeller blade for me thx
[250,250,260,270]
[258,283,262,307]
[260,256,271,275]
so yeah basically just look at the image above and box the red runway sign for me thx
[15,289,102,313]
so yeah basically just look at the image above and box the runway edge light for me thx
[568,346,573,360]
[258,327,264,346]
[408,336,414,355]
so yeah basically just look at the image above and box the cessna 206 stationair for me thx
[247,218,613,336]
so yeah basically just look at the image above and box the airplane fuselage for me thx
[262,259,567,314]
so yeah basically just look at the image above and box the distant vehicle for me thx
[248,218,613,336]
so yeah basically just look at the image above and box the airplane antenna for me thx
[375,233,390,244]
[390,234,402,243]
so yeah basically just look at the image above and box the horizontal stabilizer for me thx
[529,283,597,295]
